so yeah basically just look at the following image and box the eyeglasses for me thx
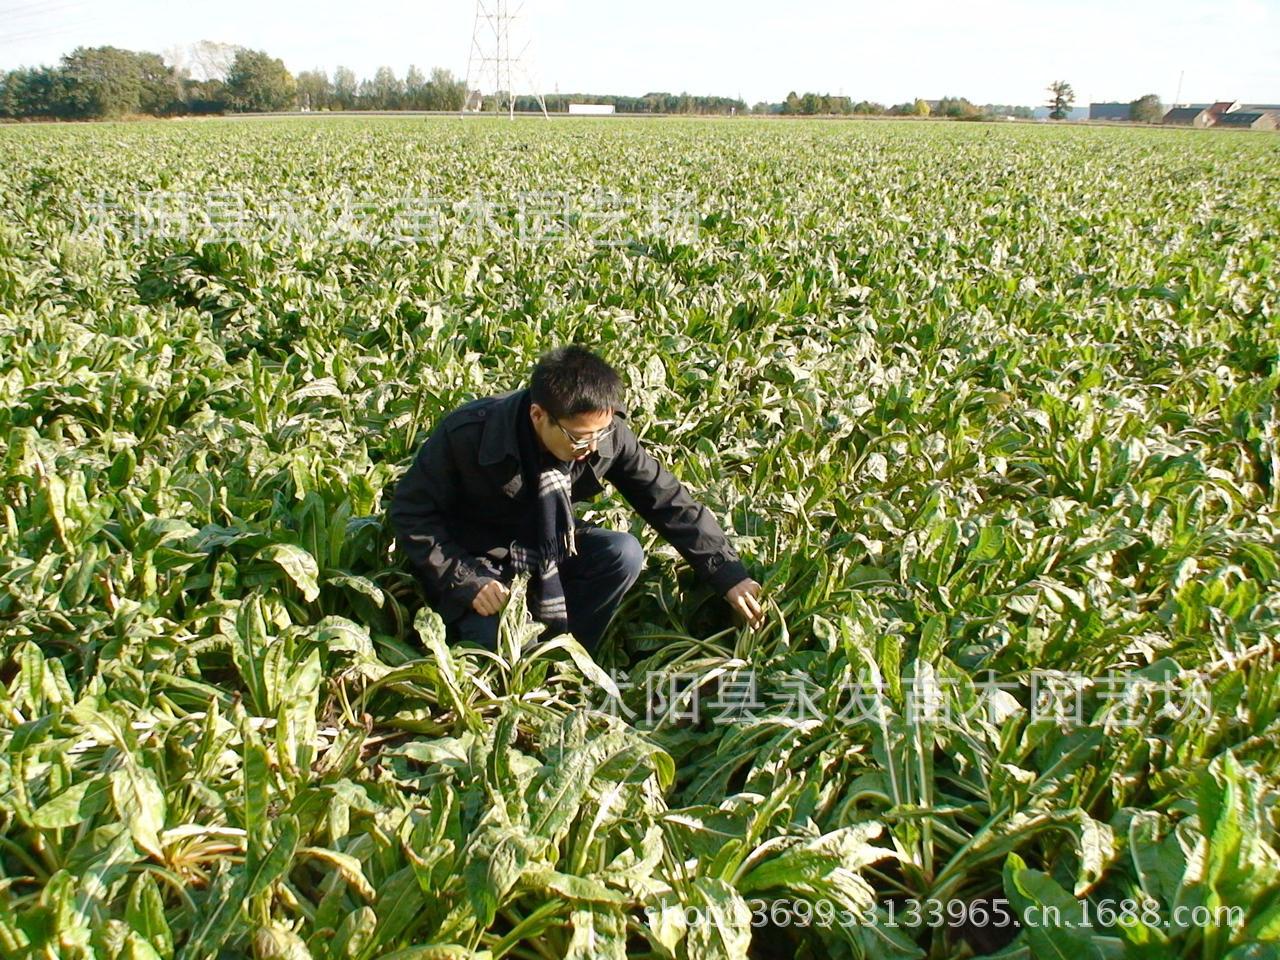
[550,416,616,451]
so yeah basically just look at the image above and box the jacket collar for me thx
[477,388,528,467]
[476,387,621,480]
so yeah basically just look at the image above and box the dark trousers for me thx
[444,524,644,653]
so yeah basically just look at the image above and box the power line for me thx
[0,8,108,52]
[0,1,89,26]
[1,24,83,47]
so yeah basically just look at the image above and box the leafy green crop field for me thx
[1,116,1278,960]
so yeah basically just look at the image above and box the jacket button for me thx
[477,410,487,418]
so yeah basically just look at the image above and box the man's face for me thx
[530,403,614,463]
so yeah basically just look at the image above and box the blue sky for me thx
[2,0,1277,106]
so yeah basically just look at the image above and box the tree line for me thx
[2,42,1052,122]
[509,93,747,115]
[0,45,469,120]
[754,93,1036,119]
[0,43,753,120]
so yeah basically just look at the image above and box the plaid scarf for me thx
[506,394,577,635]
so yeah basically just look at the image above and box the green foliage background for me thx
[1,117,1278,959]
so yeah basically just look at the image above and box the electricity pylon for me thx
[462,0,549,118]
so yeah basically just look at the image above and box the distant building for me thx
[1163,105,1215,127]
[1216,110,1279,131]
[1162,100,1279,130]
[568,103,615,115]
[1090,101,1132,121]
[1031,105,1090,121]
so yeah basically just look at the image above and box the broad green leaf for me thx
[126,873,174,960]
[323,574,386,609]
[376,947,493,960]
[257,544,321,601]
[370,866,428,953]
[31,775,110,828]
[329,905,376,960]
[565,905,627,960]
[686,878,752,960]
[296,846,376,901]
[244,742,271,865]
[463,827,540,927]
[253,924,313,960]
[111,765,165,860]
[278,649,321,775]
[1002,852,1101,959]
[245,814,300,900]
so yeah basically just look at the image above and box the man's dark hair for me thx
[530,345,624,420]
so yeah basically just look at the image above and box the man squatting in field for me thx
[390,345,766,652]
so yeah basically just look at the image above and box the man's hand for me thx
[725,578,765,629]
[472,579,511,616]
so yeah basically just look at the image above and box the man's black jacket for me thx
[389,388,749,624]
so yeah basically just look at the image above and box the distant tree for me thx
[371,66,402,109]
[443,71,468,110]
[0,66,65,118]
[423,67,466,111]
[295,69,331,110]
[981,102,1035,119]
[137,52,182,114]
[2,51,749,120]
[225,49,294,112]
[332,66,357,110]
[1130,93,1162,124]
[183,77,227,114]
[1047,80,1074,120]
[404,65,426,109]
[914,98,931,116]
[936,96,980,119]
[59,46,143,118]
